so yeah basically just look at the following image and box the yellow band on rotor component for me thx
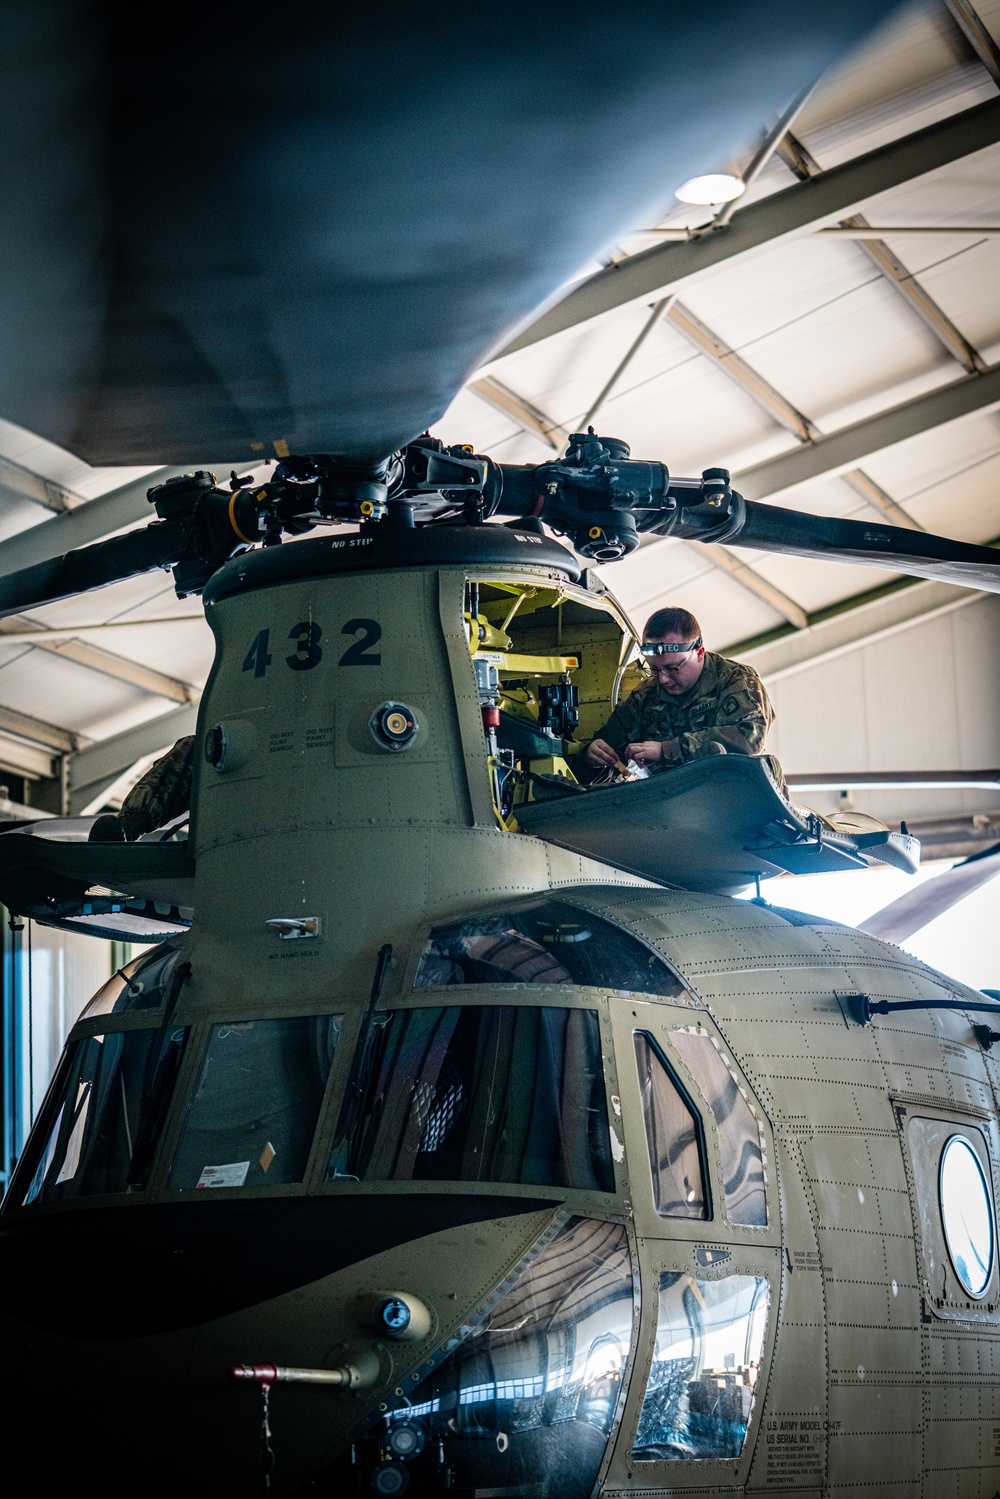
[474,650,579,674]
[228,492,255,544]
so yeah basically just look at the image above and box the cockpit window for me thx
[671,1029,766,1227]
[169,1015,342,1190]
[634,1032,708,1219]
[330,1216,634,1497]
[328,1004,613,1192]
[19,1022,188,1205]
[414,899,683,996]
[79,941,184,1020]
[633,1272,769,1461]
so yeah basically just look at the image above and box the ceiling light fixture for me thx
[674,173,745,205]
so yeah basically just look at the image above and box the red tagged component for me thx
[230,1364,279,1384]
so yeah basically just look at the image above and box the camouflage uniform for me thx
[90,736,195,841]
[591,652,787,795]
[120,736,195,838]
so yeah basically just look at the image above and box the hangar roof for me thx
[440,0,1000,649]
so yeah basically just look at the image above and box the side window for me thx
[633,1272,769,1462]
[169,1015,342,1190]
[906,1116,999,1316]
[940,1135,993,1297]
[634,1032,708,1219]
[671,1029,767,1228]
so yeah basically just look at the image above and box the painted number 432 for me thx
[242,619,382,678]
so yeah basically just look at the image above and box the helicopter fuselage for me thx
[1,534,997,1497]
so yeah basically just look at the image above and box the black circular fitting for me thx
[204,725,225,766]
[372,1294,412,1333]
[386,1423,425,1459]
[370,1462,409,1495]
[369,702,419,752]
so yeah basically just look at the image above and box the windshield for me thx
[17,1022,188,1205]
[169,1015,343,1190]
[331,1216,634,1497]
[328,1004,613,1192]
[415,899,683,995]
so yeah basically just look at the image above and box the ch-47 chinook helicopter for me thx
[5,3,1000,1497]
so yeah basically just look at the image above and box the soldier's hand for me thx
[626,740,664,767]
[586,738,620,768]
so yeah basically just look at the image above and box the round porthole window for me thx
[939,1134,994,1298]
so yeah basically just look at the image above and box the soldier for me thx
[89,735,195,841]
[585,607,787,795]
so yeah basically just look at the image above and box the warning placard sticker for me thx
[763,1418,826,1483]
[197,1161,250,1188]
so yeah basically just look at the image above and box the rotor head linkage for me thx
[2,428,1000,621]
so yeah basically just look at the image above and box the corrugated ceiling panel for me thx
[867,411,1000,541]
[597,539,786,644]
[0,645,150,734]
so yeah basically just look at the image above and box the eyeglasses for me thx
[641,636,702,660]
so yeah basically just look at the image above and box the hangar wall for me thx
[1,919,113,1190]
[745,585,1000,838]
[24,926,112,1108]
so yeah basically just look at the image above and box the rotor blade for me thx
[723,500,1000,592]
[0,2,895,465]
[0,523,188,621]
[859,844,1000,943]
